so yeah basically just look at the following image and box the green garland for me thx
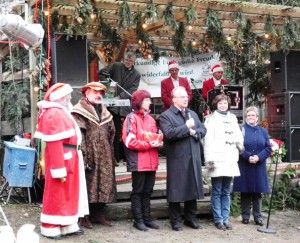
[134,11,150,43]
[118,0,132,29]
[185,4,198,24]
[162,1,177,29]
[172,22,186,57]
[145,0,159,22]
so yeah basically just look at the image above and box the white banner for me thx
[135,52,220,97]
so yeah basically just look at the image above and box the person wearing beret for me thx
[72,82,117,229]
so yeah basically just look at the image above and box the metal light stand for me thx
[257,120,285,234]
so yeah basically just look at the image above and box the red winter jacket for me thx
[122,110,159,172]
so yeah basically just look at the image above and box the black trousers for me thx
[241,192,262,221]
[131,171,156,195]
[169,200,197,224]
[112,114,125,162]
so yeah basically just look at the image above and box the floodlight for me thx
[0,14,44,49]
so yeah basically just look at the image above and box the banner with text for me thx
[135,52,220,97]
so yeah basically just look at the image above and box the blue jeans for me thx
[211,176,232,224]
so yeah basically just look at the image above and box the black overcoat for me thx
[160,106,207,202]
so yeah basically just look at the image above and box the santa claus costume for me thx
[34,83,89,239]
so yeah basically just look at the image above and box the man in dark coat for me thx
[99,52,141,163]
[160,86,207,231]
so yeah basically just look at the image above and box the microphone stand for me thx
[257,120,285,234]
[106,77,132,97]
[190,79,211,114]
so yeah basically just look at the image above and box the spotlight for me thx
[0,14,44,49]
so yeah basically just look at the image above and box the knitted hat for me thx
[210,64,224,74]
[168,61,180,70]
[81,82,107,94]
[44,83,73,102]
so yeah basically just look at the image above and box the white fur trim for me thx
[40,225,61,237]
[49,84,73,101]
[35,129,76,142]
[41,213,78,226]
[50,167,67,178]
[64,151,72,160]
[61,223,80,235]
[169,63,180,70]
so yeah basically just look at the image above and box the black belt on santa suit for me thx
[63,144,81,150]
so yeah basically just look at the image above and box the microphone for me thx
[190,78,195,83]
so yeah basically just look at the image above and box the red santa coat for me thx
[35,101,88,226]
[161,77,192,110]
[201,77,229,101]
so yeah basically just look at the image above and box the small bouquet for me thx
[269,138,287,163]
[141,131,163,144]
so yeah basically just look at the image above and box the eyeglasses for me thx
[169,69,179,72]
[246,114,257,117]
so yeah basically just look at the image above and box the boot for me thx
[142,193,160,229]
[91,203,112,227]
[79,216,93,229]
[131,194,148,231]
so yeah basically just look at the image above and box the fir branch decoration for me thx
[118,0,132,29]
[184,4,198,25]
[234,9,246,42]
[264,15,277,37]
[162,1,177,29]
[134,11,150,44]
[151,43,160,62]
[280,17,300,50]
[172,22,186,57]
[74,0,94,25]
[145,0,159,23]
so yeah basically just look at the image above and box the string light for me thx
[192,39,196,45]
[264,33,269,39]
[138,39,142,44]
[34,86,40,92]
[188,25,193,30]
[227,35,232,41]
[90,13,96,19]
[44,10,49,16]
[142,23,147,29]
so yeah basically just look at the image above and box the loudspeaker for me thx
[268,92,300,127]
[270,50,300,93]
[269,126,300,162]
[51,34,88,87]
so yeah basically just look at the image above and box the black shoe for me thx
[184,220,202,229]
[134,221,148,231]
[223,222,233,230]
[171,222,183,231]
[144,221,160,229]
[242,219,249,224]
[67,229,84,236]
[255,220,264,226]
[215,222,226,231]
[45,234,62,240]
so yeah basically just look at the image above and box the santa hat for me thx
[168,61,180,70]
[44,83,73,102]
[210,64,224,74]
[81,82,107,94]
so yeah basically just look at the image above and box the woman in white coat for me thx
[203,94,243,231]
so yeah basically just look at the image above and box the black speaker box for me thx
[268,92,300,127]
[270,50,300,93]
[51,34,88,87]
[268,126,300,162]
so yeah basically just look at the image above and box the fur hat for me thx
[168,61,180,70]
[44,83,73,102]
[81,82,107,94]
[210,64,224,74]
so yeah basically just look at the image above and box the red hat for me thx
[81,82,107,94]
[168,61,180,70]
[210,64,224,74]
[44,83,73,101]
